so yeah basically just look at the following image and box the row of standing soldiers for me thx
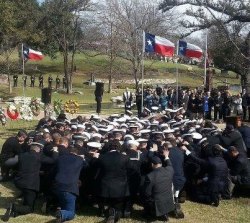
[13,74,67,89]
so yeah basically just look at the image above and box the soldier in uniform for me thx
[22,75,27,88]
[56,75,60,89]
[48,75,53,89]
[142,151,175,221]
[2,142,57,222]
[30,75,35,87]
[95,140,130,222]
[39,74,44,88]
[63,76,67,89]
[13,75,18,87]
[0,130,27,181]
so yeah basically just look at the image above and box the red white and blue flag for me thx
[23,46,44,61]
[145,33,175,57]
[178,40,203,59]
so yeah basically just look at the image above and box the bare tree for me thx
[98,0,176,90]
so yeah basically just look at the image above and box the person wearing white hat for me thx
[124,140,141,217]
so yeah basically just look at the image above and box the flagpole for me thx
[204,29,208,91]
[22,43,25,97]
[141,31,145,114]
[176,40,179,108]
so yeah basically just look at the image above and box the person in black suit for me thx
[124,140,141,217]
[181,144,229,206]
[0,130,27,181]
[95,140,130,223]
[213,91,223,121]
[2,142,56,222]
[39,74,44,88]
[219,124,247,157]
[142,150,175,222]
[53,146,87,223]
[238,123,250,158]
[48,75,53,88]
[227,146,250,195]
[13,74,18,87]
[30,74,35,87]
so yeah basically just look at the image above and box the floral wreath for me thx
[64,100,79,114]
[0,107,7,125]
[54,99,63,116]
[20,103,33,121]
[7,103,19,120]
[30,98,42,116]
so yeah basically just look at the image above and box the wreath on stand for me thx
[64,100,79,114]
[0,107,6,125]
[7,104,19,120]
[30,98,43,116]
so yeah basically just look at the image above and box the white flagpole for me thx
[22,44,25,97]
[204,29,208,90]
[141,31,145,114]
[176,40,179,108]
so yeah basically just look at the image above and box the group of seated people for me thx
[0,108,249,223]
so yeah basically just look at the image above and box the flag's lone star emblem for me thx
[179,47,184,51]
[147,40,152,45]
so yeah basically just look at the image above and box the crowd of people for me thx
[0,101,249,222]
[131,86,250,122]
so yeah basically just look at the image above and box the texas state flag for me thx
[145,33,175,57]
[178,40,203,59]
[23,46,44,61]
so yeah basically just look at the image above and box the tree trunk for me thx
[246,35,250,94]
[7,56,12,94]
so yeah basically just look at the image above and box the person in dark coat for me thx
[227,146,250,195]
[1,142,56,222]
[39,74,44,88]
[238,123,250,158]
[143,150,174,222]
[13,74,18,87]
[219,124,247,157]
[0,130,27,181]
[23,75,27,87]
[181,144,229,206]
[124,140,142,217]
[56,75,60,89]
[96,140,130,223]
[222,91,232,120]
[53,146,87,223]
[213,91,223,121]
[30,74,35,87]
[48,75,53,88]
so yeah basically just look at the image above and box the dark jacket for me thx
[220,130,247,156]
[126,149,142,195]
[228,153,250,185]
[169,147,186,190]
[15,151,55,191]
[54,153,86,196]
[0,137,23,163]
[143,159,175,216]
[15,151,41,191]
[96,150,130,198]
[188,153,229,193]
[238,125,250,149]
